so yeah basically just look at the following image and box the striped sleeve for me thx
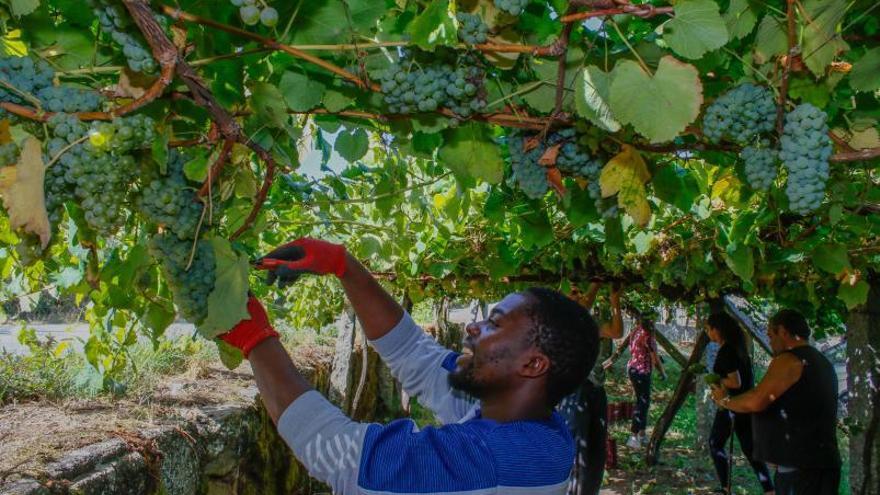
[368,312,477,424]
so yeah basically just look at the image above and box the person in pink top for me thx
[624,317,665,448]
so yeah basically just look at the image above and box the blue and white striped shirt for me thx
[278,313,575,494]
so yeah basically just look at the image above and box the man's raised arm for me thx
[256,238,476,423]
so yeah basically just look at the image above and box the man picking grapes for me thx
[219,238,599,494]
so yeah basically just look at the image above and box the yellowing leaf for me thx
[0,138,50,248]
[832,125,880,150]
[0,120,11,145]
[599,145,652,227]
[114,68,149,99]
[599,145,649,197]
[710,172,745,206]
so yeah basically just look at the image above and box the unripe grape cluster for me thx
[230,0,278,27]
[89,0,157,73]
[138,151,206,240]
[0,56,104,113]
[780,103,832,215]
[0,142,19,166]
[149,233,216,325]
[494,0,529,16]
[703,83,776,144]
[44,113,155,233]
[457,13,489,44]
[741,143,778,191]
[379,57,487,117]
[508,132,550,199]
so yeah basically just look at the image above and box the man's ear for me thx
[520,351,550,378]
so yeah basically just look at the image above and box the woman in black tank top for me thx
[705,313,774,494]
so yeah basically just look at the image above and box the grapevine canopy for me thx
[0,0,877,360]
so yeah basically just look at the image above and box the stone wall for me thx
[1,351,337,495]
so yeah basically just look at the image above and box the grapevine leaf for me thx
[344,0,386,34]
[438,124,504,184]
[517,209,554,248]
[724,0,759,40]
[143,301,175,340]
[811,243,850,275]
[663,0,730,60]
[216,340,244,370]
[563,184,599,227]
[753,15,787,64]
[652,164,699,212]
[199,238,250,338]
[250,82,288,129]
[290,1,351,45]
[323,88,355,112]
[600,146,651,227]
[575,66,621,132]
[406,0,458,51]
[9,0,39,17]
[599,145,650,197]
[609,57,703,143]
[604,216,625,254]
[850,47,880,93]
[335,127,370,162]
[801,0,849,77]
[280,69,326,112]
[152,132,168,173]
[724,243,754,281]
[0,138,50,248]
[838,280,869,309]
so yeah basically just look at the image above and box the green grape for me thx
[88,0,157,73]
[240,5,261,25]
[260,7,279,27]
[456,13,489,44]
[149,232,216,325]
[138,150,207,240]
[702,83,776,144]
[780,104,832,215]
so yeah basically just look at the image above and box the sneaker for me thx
[626,435,641,449]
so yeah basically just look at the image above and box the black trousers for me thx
[628,367,651,433]
[775,467,841,495]
[559,381,608,495]
[709,410,774,492]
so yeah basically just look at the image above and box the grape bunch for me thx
[138,151,206,240]
[0,142,19,166]
[779,103,832,215]
[43,113,155,232]
[230,0,279,27]
[494,0,529,16]
[702,83,776,144]
[741,143,778,191]
[508,132,550,199]
[0,56,54,105]
[379,57,487,117]
[89,0,157,73]
[457,13,489,44]
[36,86,104,113]
[0,55,104,113]
[149,233,216,325]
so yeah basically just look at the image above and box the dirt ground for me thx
[0,363,257,484]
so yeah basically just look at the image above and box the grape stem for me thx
[776,0,799,134]
[0,77,42,110]
[45,135,91,169]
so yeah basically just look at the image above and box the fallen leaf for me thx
[0,138,51,248]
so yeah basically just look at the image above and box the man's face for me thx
[447,293,545,398]
[768,324,786,354]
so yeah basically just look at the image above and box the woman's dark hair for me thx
[707,312,750,364]
[769,309,811,339]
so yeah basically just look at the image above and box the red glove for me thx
[219,297,279,358]
[255,238,348,287]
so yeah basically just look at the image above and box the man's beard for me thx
[448,359,487,398]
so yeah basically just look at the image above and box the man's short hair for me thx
[523,287,599,407]
[769,309,811,339]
